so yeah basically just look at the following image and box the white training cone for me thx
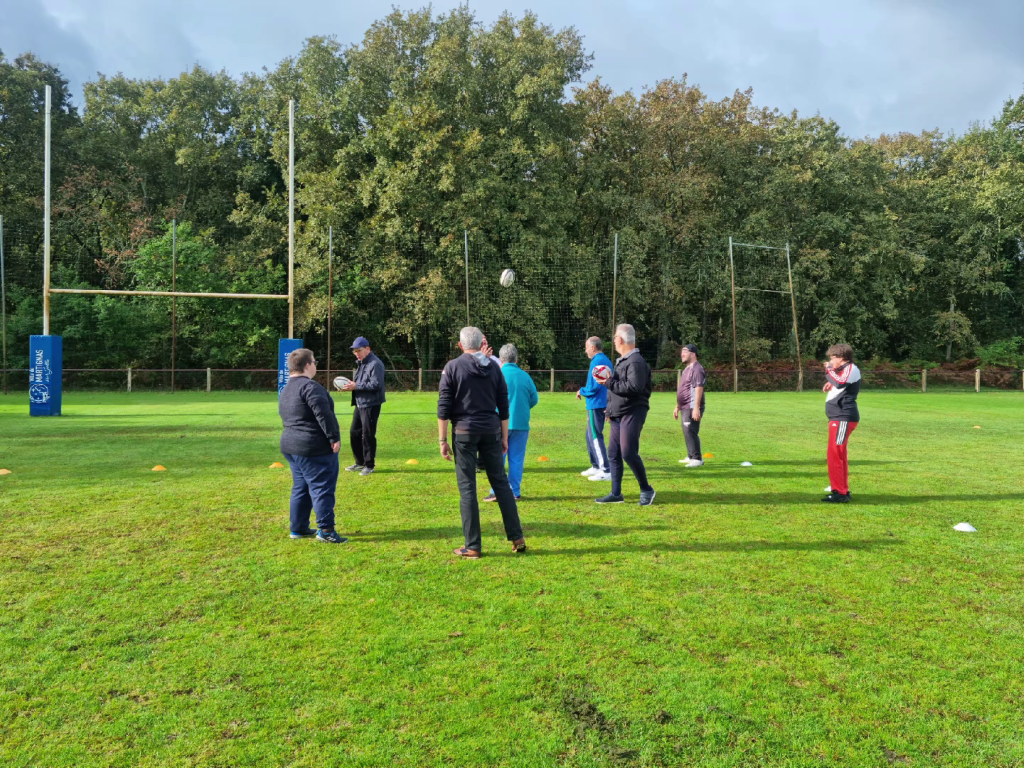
[953,523,977,533]
[740,461,753,467]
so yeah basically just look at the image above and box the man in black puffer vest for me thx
[593,323,656,506]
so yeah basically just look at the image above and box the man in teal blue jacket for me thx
[577,336,613,481]
[485,343,539,501]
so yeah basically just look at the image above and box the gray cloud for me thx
[3,0,1022,137]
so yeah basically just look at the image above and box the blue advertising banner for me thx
[29,335,63,416]
[278,338,303,396]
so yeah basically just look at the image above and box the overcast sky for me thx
[3,0,1022,138]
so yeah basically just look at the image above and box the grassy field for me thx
[1,390,1023,767]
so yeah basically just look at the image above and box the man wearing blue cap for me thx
[339,336,386,476]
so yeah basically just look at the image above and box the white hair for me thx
[460,326,483,350]
[615,324,636,344]
[499,343,518,363]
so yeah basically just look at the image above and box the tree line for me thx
[1,6,1022,374]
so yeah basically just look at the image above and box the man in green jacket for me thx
[485,343,539,501]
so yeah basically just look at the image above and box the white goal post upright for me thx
[33,98,300,413]
[728,237,803,392]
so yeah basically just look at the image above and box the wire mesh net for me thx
[730,242,799,366]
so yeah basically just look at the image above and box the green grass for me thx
[2,390,1023,767]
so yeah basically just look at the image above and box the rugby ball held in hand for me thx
[592,364,611,382]
[333,376,352,390]
[500,268,515,288]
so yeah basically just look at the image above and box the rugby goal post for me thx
[31,92,300,415]
[728,236,804,393]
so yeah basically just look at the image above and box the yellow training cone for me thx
[269,461,285,468]
[406,459,419,465]
[973,426,982,429]
[703,453,715,459]
[537,456,549,462]
[152,465,167,472]
[0,469,11,475]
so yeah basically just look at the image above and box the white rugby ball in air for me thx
[500,268,515,288]
[592,364,611,382]
[333,376,352,390]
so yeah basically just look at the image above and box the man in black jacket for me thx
[593,323,656,506]
[279,348,346,544]
[339,336,386,476]
[437,326,526,558]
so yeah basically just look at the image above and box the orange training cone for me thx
[703,453,715,459]
[269,461,285,468]
[537,456,549,462]
[406,459,419,465]
[0,469,11,475]
[152,465,167,472]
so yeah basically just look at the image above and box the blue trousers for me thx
[283,452,339,532]
[586,407,609,471]
[488,429,529,497]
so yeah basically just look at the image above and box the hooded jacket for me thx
[437,352,510,433]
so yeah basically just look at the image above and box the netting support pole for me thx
[610,233,618,340]
[207,368,212,393]
[288,99,295,339]
[43,86,51,336]
[171,219,177,394]
[729,236,737,393]
[327,226,333,385]
[418,368,422,392]
[127,367,132,393]
[464,229,470,325]
[1,214,6,395]
[921,369,927,393]
[785,243,803,392]
[550,368,554,394]
[975,369,980,393]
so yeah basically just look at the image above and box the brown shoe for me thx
[453,547,481,559]
[511,539,527,553]
[483,494,497,502]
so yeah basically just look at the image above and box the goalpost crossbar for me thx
[49,288,289,300]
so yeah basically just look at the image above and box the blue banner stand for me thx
[278,339,303,396]
[29,335,63,416]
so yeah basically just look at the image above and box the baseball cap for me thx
[350,336,370,349]
[682,343,699,355]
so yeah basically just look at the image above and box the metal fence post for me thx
[207,368,212,393]
[550,368,555,393]
[975,369,980,393]
[733,368,739,393]
[417,368,422,392]
[127,367,132,393]
[921,369,927,393]
[677,369,682,388]
[797,369,803,393]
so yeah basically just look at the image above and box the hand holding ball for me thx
[592,364,612,385]
[333,376,352,391]
[500,269,515,288]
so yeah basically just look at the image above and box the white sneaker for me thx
[685,459,704,468]
[588,471,612,481]
[581,467,598,477]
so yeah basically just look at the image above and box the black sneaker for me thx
[821,492,850,503]
[316,530,349,544]
[595,493,625,504]
[638,489,656,506]
[289,528,318,539]
[345,464,364,472]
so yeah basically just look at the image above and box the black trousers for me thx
[609,411,653,497]
[350,405,381,468]
[454,432,523,551]
[681,408,704,460]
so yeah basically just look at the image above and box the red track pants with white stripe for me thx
[827,420,858,495]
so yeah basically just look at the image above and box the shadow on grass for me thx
[352,522,670,542]
[521,538,905,556]
[518,491,1024,505]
